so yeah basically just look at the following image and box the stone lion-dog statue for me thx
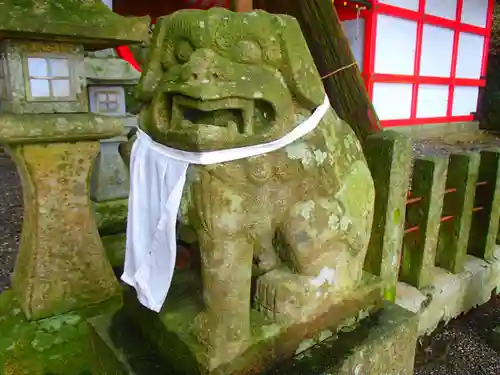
[134,8,375,369]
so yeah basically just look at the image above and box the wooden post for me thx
[231,0,252,12]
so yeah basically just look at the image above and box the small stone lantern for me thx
[85,48,139,203]
[0,0,149,320]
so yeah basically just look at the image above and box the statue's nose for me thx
[180,49,221,83]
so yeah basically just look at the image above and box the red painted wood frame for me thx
[362,0,494,127]
[334,1,372,88]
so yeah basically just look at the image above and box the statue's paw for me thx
[191,311,252,369]
[192,311,212,347]
[192,311,251,345]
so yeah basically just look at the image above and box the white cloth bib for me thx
[122,94,331,312]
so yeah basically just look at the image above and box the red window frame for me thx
[360,0,494,127]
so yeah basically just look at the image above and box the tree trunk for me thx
[231,0,253,12]
[254,0,381,143]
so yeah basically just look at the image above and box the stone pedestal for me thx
[0,113,122,321]
[90,115,137,203]
[88,301,417,375]
[91,115,137,268]
[88,269,386,375]
[91,135,129,202]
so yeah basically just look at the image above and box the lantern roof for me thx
[0,0,150,49]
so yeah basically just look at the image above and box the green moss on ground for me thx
[0,290,121,375]
[94,199,128,236]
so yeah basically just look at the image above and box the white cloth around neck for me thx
[121,94,331,312]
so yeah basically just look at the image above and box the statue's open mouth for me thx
[170,95,275,136]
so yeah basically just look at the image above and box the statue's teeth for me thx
[227,121,238,134]
[243,101,255,134]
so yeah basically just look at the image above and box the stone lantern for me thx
[85,48,139,203]
[0,0,149,321]
[85,48,140,266]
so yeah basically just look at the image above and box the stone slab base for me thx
[88,302,417,375]
[396,246,500,335]
[0,290,121,375]
[88,310,174,374]
[123,270,383,375]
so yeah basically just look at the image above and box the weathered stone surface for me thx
[89,310,172,375]
[468,149,500,261]
[0,290,120,375]
[89,302,417,375]
[400,156,448,289]
[397,245,500,335]
[134,8,376,371]
[125,271,382,375]
[118,134,135,168]
[0,113,122,143]
[436,152,480,273]
[91,136,130,202]
[94,199,128,235]
[7,140,120,320]
[264,302,417,375]
[85,49,141,84]
[364,131,412,301]
[1,40,91,115]
[0,0,149,48]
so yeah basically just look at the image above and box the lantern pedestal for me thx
[0,113,123,321]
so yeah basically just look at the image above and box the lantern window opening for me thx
[96,90,122,114]
[23,54,75,102]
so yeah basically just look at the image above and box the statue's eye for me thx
[175,40,194,63]
[233,40,262,64]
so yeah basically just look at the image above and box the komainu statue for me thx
[132,7,376,373]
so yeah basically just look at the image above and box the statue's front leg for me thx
[193,230,254,369]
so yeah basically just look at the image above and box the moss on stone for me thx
[436,152,480,273]
[91,138,130,202]
[94,199,128,235]
[400,156,448,289]
[364,131,413,301]
[121,270,383,375]
[125,85,140,114]
[88,302,417,375]
[0,113,122,144]
[0,0,150,49]
[468,150,500,261]
[101,233,126,268]
[0,290,121,375]
[85,56,140,83]
[8,140,121,320]
[263,302,418,375]
[2,40,90,115]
